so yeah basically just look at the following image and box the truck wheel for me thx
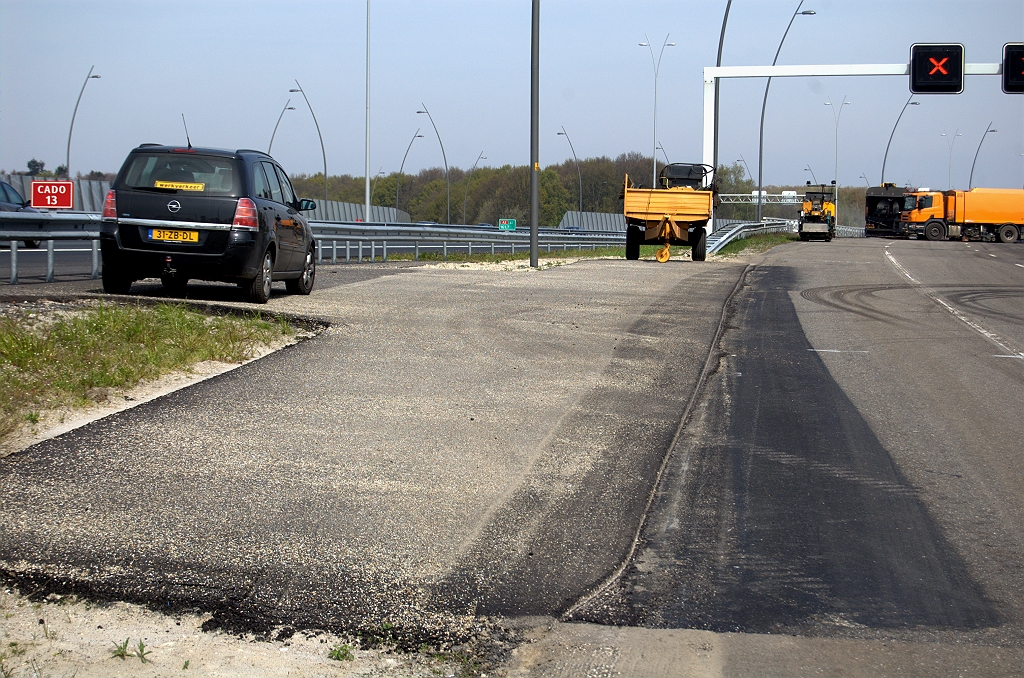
[691,228,706,262]
[997,223,1019,244]
[924,220,946,242]
[625,226,642,260]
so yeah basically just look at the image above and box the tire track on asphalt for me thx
[885,249,1024,358]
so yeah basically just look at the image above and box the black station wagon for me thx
[100,145,317,303]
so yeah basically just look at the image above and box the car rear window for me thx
[118,152,242,196]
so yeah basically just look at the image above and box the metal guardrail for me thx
[707,219,795,253]
[0,211,625,284]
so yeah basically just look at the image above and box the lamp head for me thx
[286,106,296,110]
[639,42,649,47]
[667,43,676,47]
[416,110,426,114]
[289,88,300,93]
[799,10,816,15]
[89,75,101,79]
[909,101,920,105]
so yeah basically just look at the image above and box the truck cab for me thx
[900,190,947,240]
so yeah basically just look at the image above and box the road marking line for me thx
[989,254,997,257]
[1016,264,1024,268]
[994,355,1024,359]
[808,349,869,353]
[886,250,1024,358]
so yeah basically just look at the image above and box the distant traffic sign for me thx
[910,43,964,94]
[31,181,74,209]
[498,218,517,231]
[1003,43,1024,93]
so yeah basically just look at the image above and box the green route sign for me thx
[498,218,517,231]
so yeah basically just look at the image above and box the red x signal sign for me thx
[910,44,963,94]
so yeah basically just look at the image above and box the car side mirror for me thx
[917,198,924,210]
[298,198,317,212]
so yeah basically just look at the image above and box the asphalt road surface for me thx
[3,239,1024,675]
[0,256,744,646]
[554,238,1024,675]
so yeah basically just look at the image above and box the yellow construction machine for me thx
[622,163,717,262]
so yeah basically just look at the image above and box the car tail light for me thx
[102,190,117,219]
[232,197,258,229]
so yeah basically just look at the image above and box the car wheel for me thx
[161,272,189,297]
[101,267,132,294]
[244,249,273,303]
[997,223,1019,244]
[625,225,642,260]
[286,243,316,295]
[925,220,946,242]
[691,228,706,262]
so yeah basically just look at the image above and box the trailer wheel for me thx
[924,220,946,242]
[625,226,642,260]
[691,228,706,262]
[997,223,1019,244]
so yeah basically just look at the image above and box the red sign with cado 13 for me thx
[31,181,75,209]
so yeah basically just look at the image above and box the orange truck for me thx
[622,163,716,262]
[900,188,1024,243]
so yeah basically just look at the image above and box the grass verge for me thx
[0,301,292,441]
[714,232,799,256]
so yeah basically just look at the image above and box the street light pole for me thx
[714,0,734,175]
[737,155,752,181]
[530,0,540,267]
[804,165,818,184]
[417,104,449,224]
[880,95,919,185]
[941,129,962,190]
[558,126,582,213]
[463,152,486,224]
[364,0,372,222]
[395,129,423,215]
[290,80,328,214]
[757,2,815,221]
[825,96,850,223]
[859,173,871,187]
[66,65,100,179]
[657,143,670,165]
[969,123,997,190]
[268,100,295,154]
[639,34,675,187]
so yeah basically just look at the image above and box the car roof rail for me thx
[138,143,163,148]
[236,149,271,157]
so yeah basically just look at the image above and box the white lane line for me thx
[886,250,1024,358]
[989,254,997,257]
[1016,264,1024,268]
[994,355,1024,359]
[808,349,870,353]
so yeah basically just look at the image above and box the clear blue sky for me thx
[1,0,1022,189]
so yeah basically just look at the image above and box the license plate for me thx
[149,229,198,243]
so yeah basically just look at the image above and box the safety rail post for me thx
[371,241,376,262]
[8,240,17,285]
[443,242,447,260]
[46,240,55,282]
[383,240,387,262]
[346,241,351,264]
[467,242,472,257]
[414,242,419,261]
[316,239,322,263]
[332,240,337,264]
[90,240,98,279]
[358,241,363,263]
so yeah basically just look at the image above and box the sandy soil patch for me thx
[0,588,465,677]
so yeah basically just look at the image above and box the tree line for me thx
[290,155,867,228]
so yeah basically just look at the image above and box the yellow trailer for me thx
[622,163,716,262]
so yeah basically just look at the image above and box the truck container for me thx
[622,163,716,262]
[864,183,908,237]
[900,188,1024,243]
